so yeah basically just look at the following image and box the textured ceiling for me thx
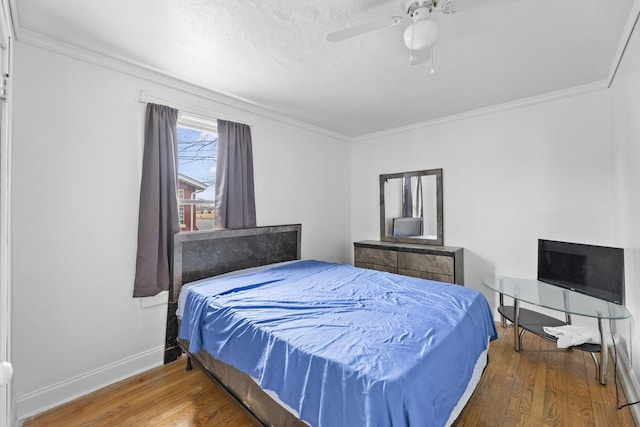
[13,0,637,138]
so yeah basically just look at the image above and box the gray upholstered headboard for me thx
[171,224,301,302]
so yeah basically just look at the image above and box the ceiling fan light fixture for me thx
[403,18,438,50]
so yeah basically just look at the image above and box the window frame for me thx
[177,188,185,228]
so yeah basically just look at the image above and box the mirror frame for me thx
[380,168,443,246]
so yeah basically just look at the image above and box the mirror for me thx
[380,168,443,246]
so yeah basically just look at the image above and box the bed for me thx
[173,225,498,427]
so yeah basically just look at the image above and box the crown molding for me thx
[16,29,350,143]
[14,28,620,145]
[352,81,609,143]
[355,1,640,144]
[608,0,640,87]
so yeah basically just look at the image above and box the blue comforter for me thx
[179,260,497,427]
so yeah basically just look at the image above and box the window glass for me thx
[177,115,217,232]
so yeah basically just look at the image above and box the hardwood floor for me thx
[22,359,262,427]
[23,324,635,426]
[456,325,634,426]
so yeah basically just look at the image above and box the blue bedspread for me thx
[179,260,497,427]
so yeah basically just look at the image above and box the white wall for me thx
[351,90,614,307]
[610,11,640,400]
[11,40,350,420]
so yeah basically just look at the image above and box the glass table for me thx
[483,276,631,385]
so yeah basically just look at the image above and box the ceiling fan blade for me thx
[327,16,403,42]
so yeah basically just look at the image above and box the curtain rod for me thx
[138,90,252,127]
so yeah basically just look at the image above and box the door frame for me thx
[0,1,13,425]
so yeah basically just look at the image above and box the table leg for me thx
[562,291,572,325]
[598,317,608,385]
[499,293,506,328]
[514,299,521,352]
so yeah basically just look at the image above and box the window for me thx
[177,113,218,232]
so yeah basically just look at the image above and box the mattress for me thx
[179,260,497,427]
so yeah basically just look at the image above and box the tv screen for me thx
[393,217,423,237]
[537,239,625,305]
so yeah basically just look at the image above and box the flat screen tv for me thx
[537,239,625,305]
[393,217,423,237]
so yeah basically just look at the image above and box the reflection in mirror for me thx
[380,169,443,246]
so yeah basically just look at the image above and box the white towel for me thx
[542,325,600,349]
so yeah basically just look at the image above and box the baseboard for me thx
[614,345,640,425]
[14,346,165,424]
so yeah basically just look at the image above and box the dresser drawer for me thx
[398,252,454,275]
[353,241,464,285]
[354,247,397,268]
[355,262,397,274]
[398,268,454,284]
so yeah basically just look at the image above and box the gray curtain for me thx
[412,176,423,218]
[214,120,257,229]
[133,103,180,297]
[402,177,413,217]
[402,176,423,218]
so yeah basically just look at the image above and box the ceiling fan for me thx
[327,0,454,71]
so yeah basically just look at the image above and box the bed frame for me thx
[172,224,306,427]
[171,224,301,302]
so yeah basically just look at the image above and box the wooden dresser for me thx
[353,240,464,285]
